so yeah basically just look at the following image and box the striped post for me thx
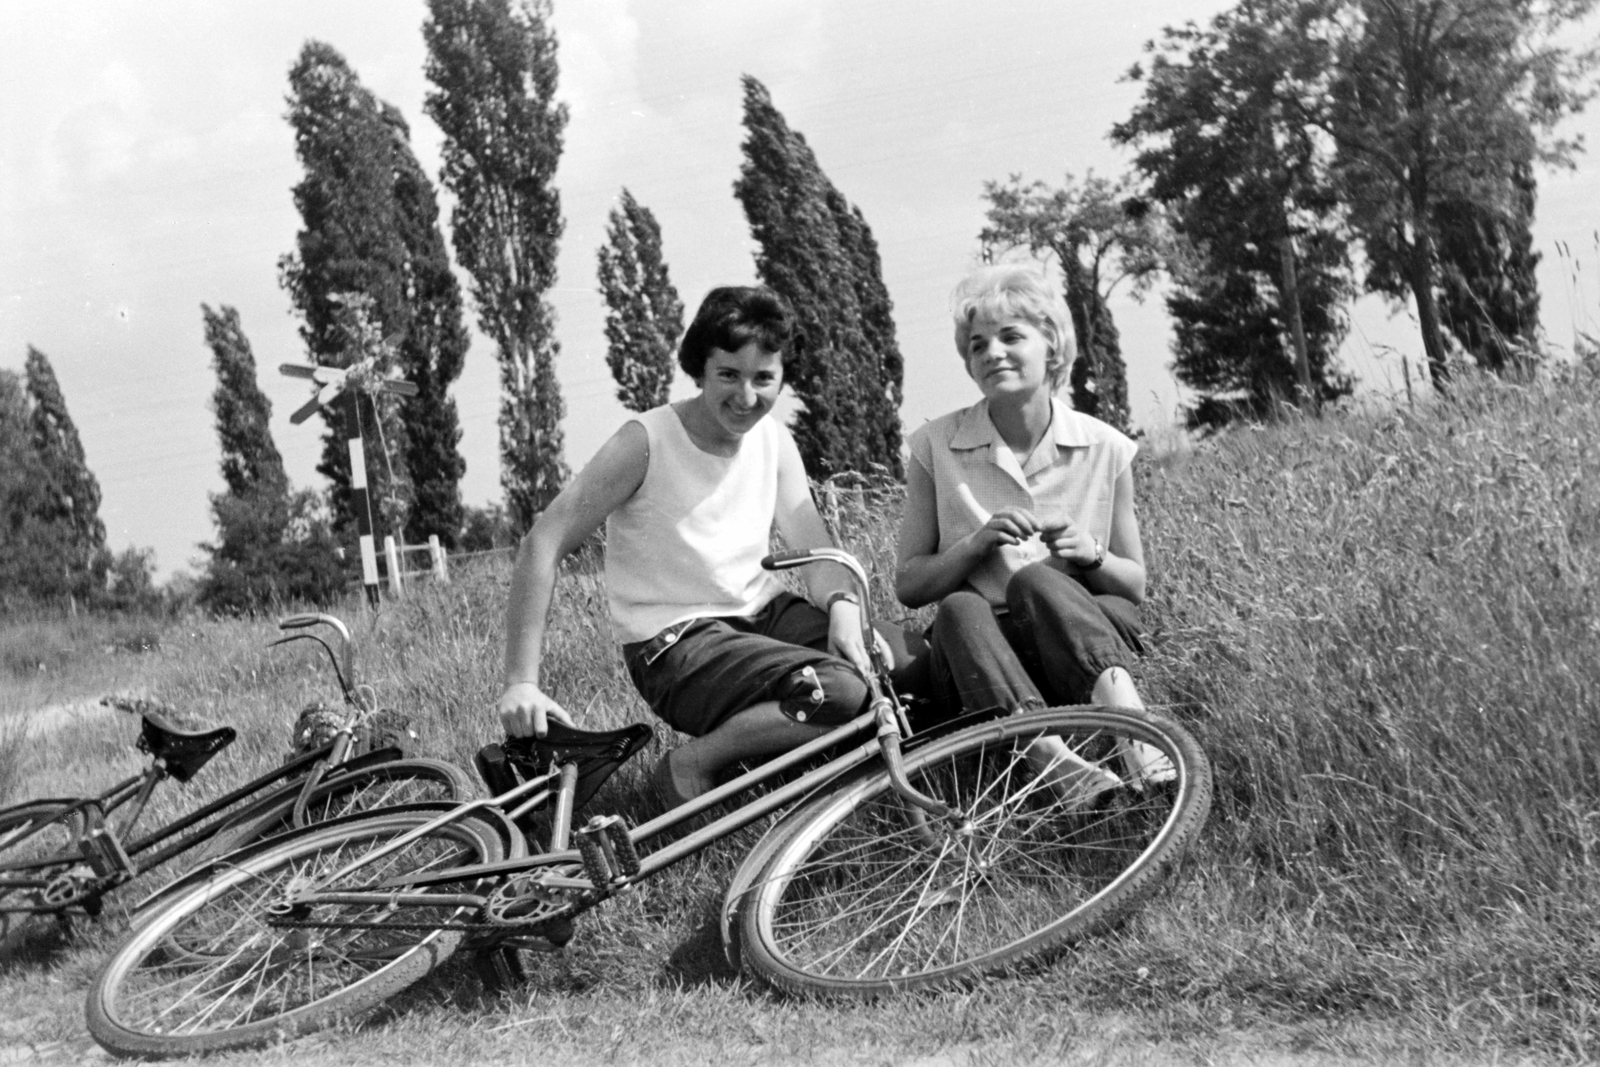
[344,393,381,607]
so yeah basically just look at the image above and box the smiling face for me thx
[963,313,1057,403]
[692,340,784,442]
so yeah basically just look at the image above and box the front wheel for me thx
[87,810,505,1059]
[739,706,1211,996]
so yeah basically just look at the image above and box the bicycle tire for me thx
[87,810,505,1058]
[195,757,475,860]
[739,706,1211,996]
[0,801,88,954]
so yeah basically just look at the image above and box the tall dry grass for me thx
[1128,357,1600,1047]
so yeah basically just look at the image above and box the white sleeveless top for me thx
[604,405,787,643]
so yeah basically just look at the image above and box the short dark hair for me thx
[678,286,795,380]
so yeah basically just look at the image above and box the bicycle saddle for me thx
[136,710,238,784]
[502,721,655,813]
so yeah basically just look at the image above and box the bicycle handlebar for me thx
[271,614,359,710]
[760,548,874,627]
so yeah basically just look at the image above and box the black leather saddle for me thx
[136,709,237,784]
[484,721,654,814]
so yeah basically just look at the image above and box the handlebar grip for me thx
[277,614,322,630]
[761,549,818,571]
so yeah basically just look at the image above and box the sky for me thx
[3,0,1598,580]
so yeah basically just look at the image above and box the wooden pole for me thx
[384,535,404,597]
[428,534,448,584]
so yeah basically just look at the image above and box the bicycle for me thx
[86,551,1212,1059]
[0,613,472,957]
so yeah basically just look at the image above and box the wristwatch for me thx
[825,591,861,612]
[1082,537,1106,571]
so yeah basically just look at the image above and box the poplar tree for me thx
[203,304,286,499]
[424,0,569,530]
[280,42,469,544]
[197,305,344,614]
[597,188,684,412]
[0,369,64,607]
[24,347,105,594]
[1433,162,1542,371]
[280,41,413,538]
[734,75,904,480]
[383,102,470,545]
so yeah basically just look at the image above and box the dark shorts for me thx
[621,592,871,736]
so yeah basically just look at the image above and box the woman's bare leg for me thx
[1092,666,1175,784]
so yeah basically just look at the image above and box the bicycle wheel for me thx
[87,810,504,1058]
[0,801,87,954]
[197,757,475,860]
[739,706,1211,996]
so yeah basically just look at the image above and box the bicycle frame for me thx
[278,549,963,917]
[2,613,394,917]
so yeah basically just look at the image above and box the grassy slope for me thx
[2,361,1596,1064]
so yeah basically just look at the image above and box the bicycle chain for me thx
[265,865,593,934]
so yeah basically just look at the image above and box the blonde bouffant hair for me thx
[950,263,1077,390]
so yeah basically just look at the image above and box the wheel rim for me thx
[289,765,466,828]
[757,719,1184,984]
[102,819,488,1038]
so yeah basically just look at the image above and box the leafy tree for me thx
[280,41,415,540]
[1435,161,1542,370]
[24,347,106,597]
[1370,155,1544,372]
[980,173,1170,433]
[424,0,569,530]
[382,102,470,546]
[459,502,516,552]
[734,75,904,479]
[596,188,684,412]
[197,305,346,615]
[1317,0,1596,385]
[199,488,347,616]
[1114,0,1355,429]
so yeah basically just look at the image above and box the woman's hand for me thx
[497,681,575,738]
[970,506,1040,553]
[1039,516,1100,568]
[826,599,894,674]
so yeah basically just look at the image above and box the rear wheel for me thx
[740,706,1211,996]
[198,758,474,859]
[0,802,88,955]
[87,810,504,1058]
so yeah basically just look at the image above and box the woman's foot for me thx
[1091,667,1176,787]
[1021,735,1123,810]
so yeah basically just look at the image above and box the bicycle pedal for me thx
[78,828,135,880]
[576,814,640,886]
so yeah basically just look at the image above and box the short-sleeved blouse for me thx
[905,397,1137,606]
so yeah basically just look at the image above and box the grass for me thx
[2,360,1598,1063]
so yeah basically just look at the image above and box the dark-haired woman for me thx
[497,286,881,806]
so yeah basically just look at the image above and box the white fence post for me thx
[384,535,404,597]
[428,534,448,584]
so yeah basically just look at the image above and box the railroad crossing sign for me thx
[280,359,416,607]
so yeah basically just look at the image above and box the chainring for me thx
[483,864,585,928]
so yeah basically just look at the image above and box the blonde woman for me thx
[895,264,1165,795]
